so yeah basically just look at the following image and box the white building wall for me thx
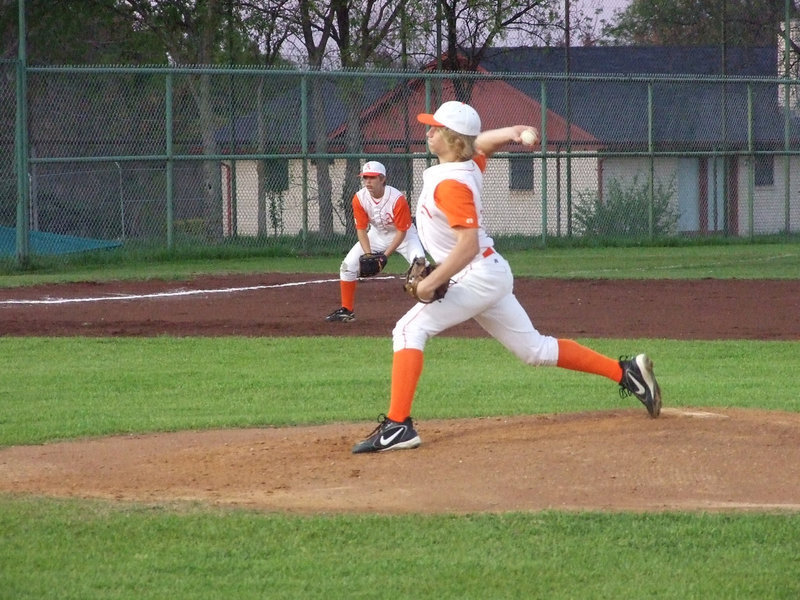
[737,155,800,235]
[227,157,597,238]
[602,155,800,236]
[600,156,682,198]
[223,155,798,238]
[224,159,355,237]
[481,156,600,237]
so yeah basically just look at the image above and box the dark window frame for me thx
[263,159,289,192]
[509,157,534,191]
[754,155,774,187]
[383,154,413,193]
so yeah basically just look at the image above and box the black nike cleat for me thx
[619,354,662,418]
[352,415,421,453]
[325,307,355,322]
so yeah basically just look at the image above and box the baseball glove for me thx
[403,256,448,303]
[359,252,388,277]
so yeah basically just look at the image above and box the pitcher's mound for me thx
[3,408,799,514]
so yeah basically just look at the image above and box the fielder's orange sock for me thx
[557,339,623,383]
[340,280,356,311]
[387,348,424,423]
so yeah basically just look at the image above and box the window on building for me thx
[754,155,774,187]
[384,156,412,191]
[510,157,534,191]
[263,159,289,191]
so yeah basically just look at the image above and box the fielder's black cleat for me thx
[619,354,662,418]
[325,307,356,322]
[352,414,421,453]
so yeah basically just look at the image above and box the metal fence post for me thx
[784,0,792,234]
[165,72,174,249]
[540,80,548,246]
[648,81,654,239]
[301,73,309,249]
[747,84,754,240]
[228,70,237,238]
[14,0,30,266]
[115,161,125,241]
[425,78,433,169]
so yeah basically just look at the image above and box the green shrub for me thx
[574,175,679,238]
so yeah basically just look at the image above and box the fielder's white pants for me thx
[392,251,559,366]
[340,226,426,281]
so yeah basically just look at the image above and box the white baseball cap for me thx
[417,101,481,136]
[359,161,386,177]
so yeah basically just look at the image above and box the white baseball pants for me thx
[392,251,559,366]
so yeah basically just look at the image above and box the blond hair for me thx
[441,128,477,161]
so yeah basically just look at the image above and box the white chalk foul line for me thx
[0,276,397,306]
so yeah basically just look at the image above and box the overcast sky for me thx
[567,0,633,44]
[575,0,632,28]
[582,0,632,17]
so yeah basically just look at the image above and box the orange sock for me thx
[340,280,356,311]
[387,348,424,422]
[557,339,623,383]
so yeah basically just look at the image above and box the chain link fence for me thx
[1,60,15,237]
[3,60,799,260]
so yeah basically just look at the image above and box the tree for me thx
[328,1,409,235]
[289,0,335,237]
[0,1,169,240]
[272,1,582,236]
[115,0,237,241]
[603,0,799,49]
[290,0,409,237]
[394,0,562,102]
[438,0,558,68]
[0,0,164,63]
[239,1,295,237]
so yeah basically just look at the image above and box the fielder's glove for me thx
[403,257,448,303]
[359,252,388,277]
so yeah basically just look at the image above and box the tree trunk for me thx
[256,76,268,236]
[341,85,365,236]
[198,73,223,241]
[310,79,333,236]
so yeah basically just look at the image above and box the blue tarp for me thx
[0,226,122,256]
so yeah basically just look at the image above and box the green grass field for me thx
[1,245,799,599]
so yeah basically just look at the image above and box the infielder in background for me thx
[325,161,425,322]
[352,101,662,453]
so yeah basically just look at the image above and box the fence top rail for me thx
[27,148,800,165]
[22,64,795,85]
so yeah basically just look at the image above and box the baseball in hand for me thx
[521,129,538,146]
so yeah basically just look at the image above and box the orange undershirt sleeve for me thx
[392,196,412,231]
[352,194,369,230]
[433,180,479,228]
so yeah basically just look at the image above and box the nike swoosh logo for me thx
[379,428,403,446]
[628,375,646,396]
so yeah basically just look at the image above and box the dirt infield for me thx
[1,274,799,513]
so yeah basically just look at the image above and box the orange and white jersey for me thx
[352,185,412,235]
[415,155,494,265]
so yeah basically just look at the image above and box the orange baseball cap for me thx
[417,101,481,136]
[359,161,386,177]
